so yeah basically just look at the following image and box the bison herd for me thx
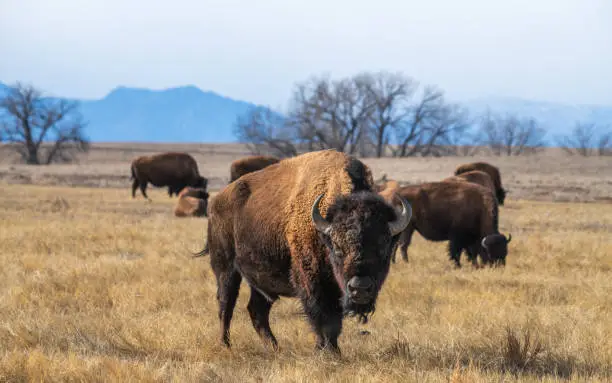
[129,149,512,354]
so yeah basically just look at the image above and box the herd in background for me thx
[128,149,512,354]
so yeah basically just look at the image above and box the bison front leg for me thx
[448,239,463,268]
[466,244,482,269]
[398,226,415,263]
[215,270,242,348]
[301,293,343,355]
[247,288,279,351]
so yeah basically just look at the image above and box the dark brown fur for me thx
[174,187,210,217]
[455,162,506,205]
[201,149,411,354]
[130,152,208,200]
[444,170,496,194]
[229,155,280,182]
[394,181,511,267]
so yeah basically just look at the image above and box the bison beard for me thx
[343,299,376,324]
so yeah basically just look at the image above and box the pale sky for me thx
[1,0,611,107]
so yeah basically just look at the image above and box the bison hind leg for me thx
[247,287,279,351]
[138,181,150,201]
[216,270,242,348]
[131,179,139,198]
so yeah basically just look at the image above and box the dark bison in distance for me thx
[198,149,412,354]
[455,162,506,205]
[393,181,511,267]
[444,170,496,194]
[130,152,208,200]
[229,155,280,182]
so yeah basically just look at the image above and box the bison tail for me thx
[191,238,209,258]
[130,165,136,180]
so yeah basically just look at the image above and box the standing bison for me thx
[173,187,209,217]
[130,152,208,200]
[444,170,496,195]
[393,181,511,267]
[229,155,281,182]
[198,149,412,354]
[455,162,506,205]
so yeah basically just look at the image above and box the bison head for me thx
[497,188,507,205]
[193,176,208,190]
[481,233,512,266]
[311,191,412,323]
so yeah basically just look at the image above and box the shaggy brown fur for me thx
[394,181,511,267]
[201,149,411,354]
[173,187,209,217]
[130,152,208,200]
[444,170,495,194]
[455,162,506,205]
[229,155,280,182]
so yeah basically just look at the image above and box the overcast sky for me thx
[1,0,611,107]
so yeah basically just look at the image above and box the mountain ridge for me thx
[1,82,611,143]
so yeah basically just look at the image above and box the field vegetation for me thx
[1,153,611,381]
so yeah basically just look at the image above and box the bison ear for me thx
[311,194,332,236]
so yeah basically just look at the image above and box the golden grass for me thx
[1,183,611,382]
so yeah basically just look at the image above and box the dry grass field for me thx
[0,144,611,382]
[1,143,612,203]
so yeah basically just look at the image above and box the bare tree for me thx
[479,111,546,156]
[558,122,611,156]
[420,103,472,157]
[0,83,89,164]
[288,75,376,154]
[391,86,469,157]
[359,72,416,157]
[598,131,612,156]
[234,72,476,158]
[234,106,297,158]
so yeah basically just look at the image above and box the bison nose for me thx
[347,277,374,303]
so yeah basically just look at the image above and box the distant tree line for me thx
[234,71,612,158]
[0,76,610,165]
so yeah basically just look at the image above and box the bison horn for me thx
[312,194,333,236]
[481,237,488,249]
[388,193,412,237]
[506,233,512,243]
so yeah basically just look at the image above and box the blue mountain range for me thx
[1,82,611,143]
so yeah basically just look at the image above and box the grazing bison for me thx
[197,149,412,354]
[455,162,506,205]
[444,170,495,194]
[393,181,511,267]
[229,155,280,182]
[130,152,208,200]
[173,187,209,217]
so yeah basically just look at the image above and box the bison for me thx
[130,152,208,200]
[454,162,506,205]
[393,181,511,267]
[229,155,280,183]
[173,187,210,217]
[444,170,495,194]
[197,149,412,354]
